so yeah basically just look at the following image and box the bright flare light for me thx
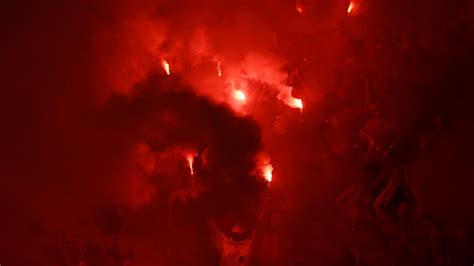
[347,2,354,14]
[185,153,196,175]
[263,164,273,182]
[287,96,303,111]
[233,89,246,103]
[294,98,303,110]
[161,59,170,75]
[217,61,222,77]
[278,87,304,111]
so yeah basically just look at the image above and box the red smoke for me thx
[2,0,474,265]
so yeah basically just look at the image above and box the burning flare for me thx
[293,98,303,111]
[347,2,354,14]
[184,152,196,175]
[277,86,304,111]
[217,61,222,77]
[263,164,273,182]
[232,89,246,103]
[255,153,273,183]
[161,59,170,75]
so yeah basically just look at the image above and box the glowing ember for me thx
[263,164,273,182]
[296,1,304,14]
[233,89,246,103]
[217,61,222,77]
[185,153,196,175]
[161,59,170,75]
[347,2,354,14]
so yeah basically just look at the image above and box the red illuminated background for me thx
[1,0,474,265]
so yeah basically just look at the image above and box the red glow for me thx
[296,1,304,14]
[9,0,469,264]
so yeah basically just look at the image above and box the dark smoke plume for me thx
[1,63,265,265]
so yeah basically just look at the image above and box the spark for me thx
[161,59,170,75]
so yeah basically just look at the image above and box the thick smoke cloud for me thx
[1,1,269,264]
[2,70,265,263]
